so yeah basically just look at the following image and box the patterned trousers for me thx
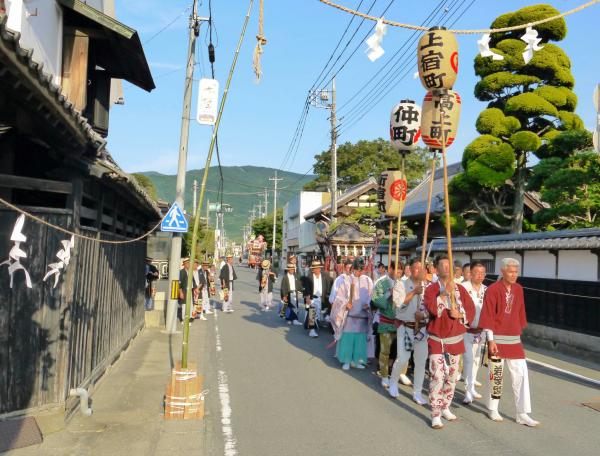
[429,354,460,418]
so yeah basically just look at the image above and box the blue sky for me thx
[109,0,600,177]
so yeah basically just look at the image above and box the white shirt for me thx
[462,280,487,327]
[228,264,234,281]
[393,278,424,322]
[312,274,322,297]
[287,273,296,292]
[330,273,347,303]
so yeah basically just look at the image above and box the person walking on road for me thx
[424,254,475,429]
[479,258,540,427]
[257,259,277,311]
[144,256,159,310]
[302,259,332,337]
[330,258,373,371]
[389,258,429,406]
[220,254,237,313]
[280,262,303,325]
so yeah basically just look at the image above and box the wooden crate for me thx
[164,361,205,420]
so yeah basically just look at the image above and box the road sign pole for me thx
[165,1,200,334]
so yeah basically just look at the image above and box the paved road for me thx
[201,267,600,456]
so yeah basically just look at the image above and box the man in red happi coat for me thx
[424,254,475,429]
[478,257,539,427]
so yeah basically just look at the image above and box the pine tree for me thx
[451,4,582,233]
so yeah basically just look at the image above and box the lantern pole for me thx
[419,150,437,267]
[394,152,407,277]
[439,97,457,310]
[388,220,393,271]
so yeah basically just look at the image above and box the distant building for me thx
[282,191,327,271]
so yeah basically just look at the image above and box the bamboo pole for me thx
[182,0,255,369]
[393,154,407,277]
[439,103,457,310]
[387,220,393,270]
[420,151,437,267]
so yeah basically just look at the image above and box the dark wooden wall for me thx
[0,210,146,415]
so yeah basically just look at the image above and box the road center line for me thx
[214,310,238,456]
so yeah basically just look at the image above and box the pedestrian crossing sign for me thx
[161,203,189,233]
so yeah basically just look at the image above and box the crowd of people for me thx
[269,253,540,430]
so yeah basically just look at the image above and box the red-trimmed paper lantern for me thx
[417,27,458,92]
[389,100,422,152]
[421,90,461,151]
[377,169,408,217]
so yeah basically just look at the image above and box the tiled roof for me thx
[304,177,378,220]
[422,228,600,252]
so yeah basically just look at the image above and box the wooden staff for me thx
[387,220,393,270]
[419,151,437,268]
[415,149,437,334]
[394,153,407,277]
[439,103,457,311]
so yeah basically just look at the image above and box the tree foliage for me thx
[528,130,599,228]
[131,173,158,200]
[251,209,283,253]
[182,222,215,258]
[452,4,581,234]
[304,138,431,191]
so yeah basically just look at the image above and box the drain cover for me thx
[0,416,43,452]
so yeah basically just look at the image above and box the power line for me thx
[337,0,476,137]
[143,5,193,45]
[337,0,458,124]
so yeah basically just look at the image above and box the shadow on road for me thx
[238,297,441,426]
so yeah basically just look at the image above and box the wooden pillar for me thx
[549,249,559,279]
[61,28,89,112]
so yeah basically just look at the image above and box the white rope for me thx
[318,0,600,34]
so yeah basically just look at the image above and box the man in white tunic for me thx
[461,261,487,403]
[388,258,429,405]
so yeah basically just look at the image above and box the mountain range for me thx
[141,166,315,241]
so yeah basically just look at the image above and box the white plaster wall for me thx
[7,0,64,85]
[299,192,325,251]
[523,250,556,279]
[452,253,470,267]
[495,251,523,275]
[558,250,597,281]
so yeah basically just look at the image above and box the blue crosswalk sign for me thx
[161,202,189,233]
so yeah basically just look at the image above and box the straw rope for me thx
[0,196,162,244]
[318,0,600,34]
[253,0,267,82]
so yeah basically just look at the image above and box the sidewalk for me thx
[2,323,210,456]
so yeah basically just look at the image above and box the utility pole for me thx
[309,76,337,220]
[269,170,283,258]
[192,179,198,214]
[330,77,338,219]
[263,188,269,217]
[257,201,263,219]
[165,0,204,334]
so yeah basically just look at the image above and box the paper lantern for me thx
[417,27,458,92]
[377,169,408,217]
[389,100,421,152]
[421,90,461,151]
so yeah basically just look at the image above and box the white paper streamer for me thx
[477,33,504,61]
[365,18,387,62]
[521,26,543,64]
[43,235,75,288]
[0,214,32,288]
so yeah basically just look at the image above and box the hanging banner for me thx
[196,78,219,125]
[389,100,422,152]
[421,90,461,151]
[417,27,458,92]
[377,170,408,217]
